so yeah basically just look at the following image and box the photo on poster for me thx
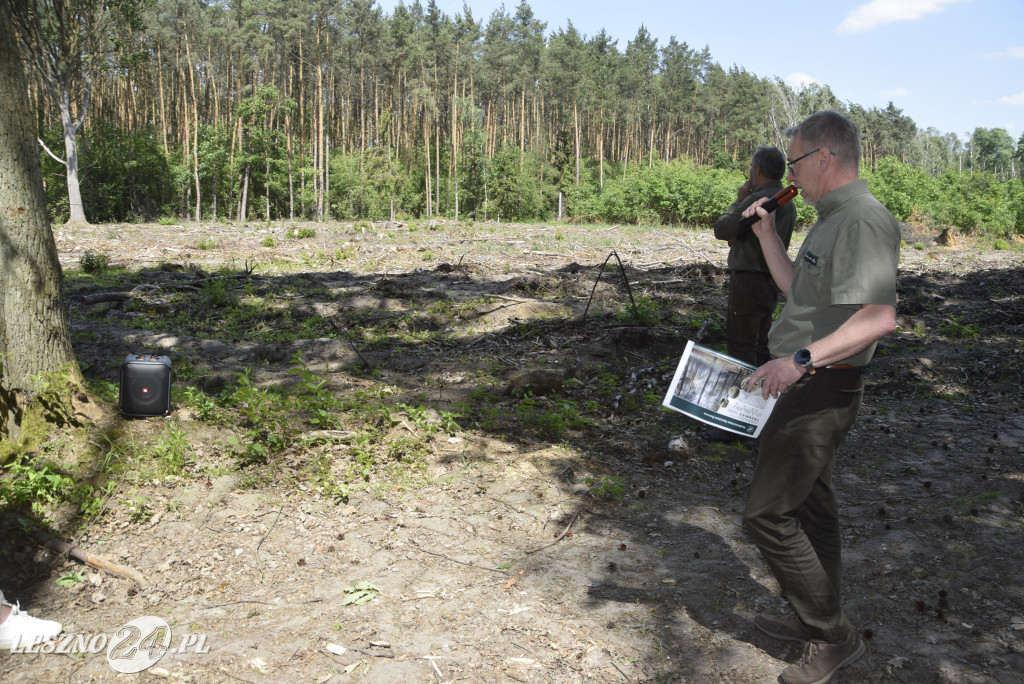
[662,341,776,437]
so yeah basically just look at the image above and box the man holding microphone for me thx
[740,111,900,684]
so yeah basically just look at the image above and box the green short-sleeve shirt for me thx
[768,179,900,367]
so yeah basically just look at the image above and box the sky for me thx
[376,0,1024,140]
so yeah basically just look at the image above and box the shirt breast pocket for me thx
[801,249,827,276]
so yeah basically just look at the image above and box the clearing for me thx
[2,219,1022,684]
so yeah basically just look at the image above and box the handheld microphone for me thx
[738,185,798,229]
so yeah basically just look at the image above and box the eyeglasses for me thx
[786,147,820,175]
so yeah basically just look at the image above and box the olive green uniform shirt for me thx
[768,179,900,367]
[714,180,796,273]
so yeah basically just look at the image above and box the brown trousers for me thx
[744,367,864,643]
[726,270,779,367]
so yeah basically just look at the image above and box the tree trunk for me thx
[573,100,580,184]
[58,92,88,226]
[0,12,81,439]
[424,108,432,217]
[185,36,201,222]
[240,160,250,222]
[157,39,168,156]
[435,124,440,215]
[323,134,330,220]
[286,115,294,221]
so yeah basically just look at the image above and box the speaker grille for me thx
[120,355,172,417]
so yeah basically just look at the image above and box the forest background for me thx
[13,0,1024,236]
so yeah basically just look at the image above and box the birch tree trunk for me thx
[57,89,89,225]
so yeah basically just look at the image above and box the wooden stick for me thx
[35,532,148,588]
[525,510,580,554]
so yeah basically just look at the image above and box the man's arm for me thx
[713,181,754,241]
[744,198,795,294]
[747,303,897,399]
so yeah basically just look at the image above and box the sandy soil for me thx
[1,218,1022,684]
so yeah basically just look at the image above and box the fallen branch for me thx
[525,510,580,554]
[34,530,148,588]
[300,429,356,442]
[408,539,509,574]
[255,504,284,581]
[329,320,374,371]
[522,249,572,258]
[80,292,134,304]
[653,230,716,266]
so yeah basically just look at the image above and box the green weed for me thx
[223,370,290,465]
[593,372,621,397]
[147,424,193,476]
[938,315,979,340]
[1,458,74,514]
[178,386,220,421]
[289,351,344,429]
[514,395,587,439]
[341,581,380,606]
[618,295,661,326]
[350,431,378,480]
[80,251,110,274]
[306,452,350,502]
[55,572,85,587]
[201,279,237,308]
[586,474,625,500]
[125,496,153,523]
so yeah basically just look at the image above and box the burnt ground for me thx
[1,219,1023,684]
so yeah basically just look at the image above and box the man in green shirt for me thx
[714,145,796,367]
[741,111,900,684]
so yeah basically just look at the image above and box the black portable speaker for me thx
[119,354,173,417]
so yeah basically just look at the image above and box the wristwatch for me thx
[794,348,815,375]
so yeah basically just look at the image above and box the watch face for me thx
[795,349,811,366]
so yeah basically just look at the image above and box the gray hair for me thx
[786,111,861,170]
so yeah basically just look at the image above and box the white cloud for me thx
[997,91,1024,106]
[977,46,1024,60]
[785,73,819,90]
[837,0,967,34]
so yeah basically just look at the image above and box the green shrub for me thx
[80,251,110,274]
[290,227,316,239]
[618,295,661,326]
[586,474,625,500]
[201,279,237,308]
[1,458,74,513]
[865,157,932,222]
[933,169,1017,236]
